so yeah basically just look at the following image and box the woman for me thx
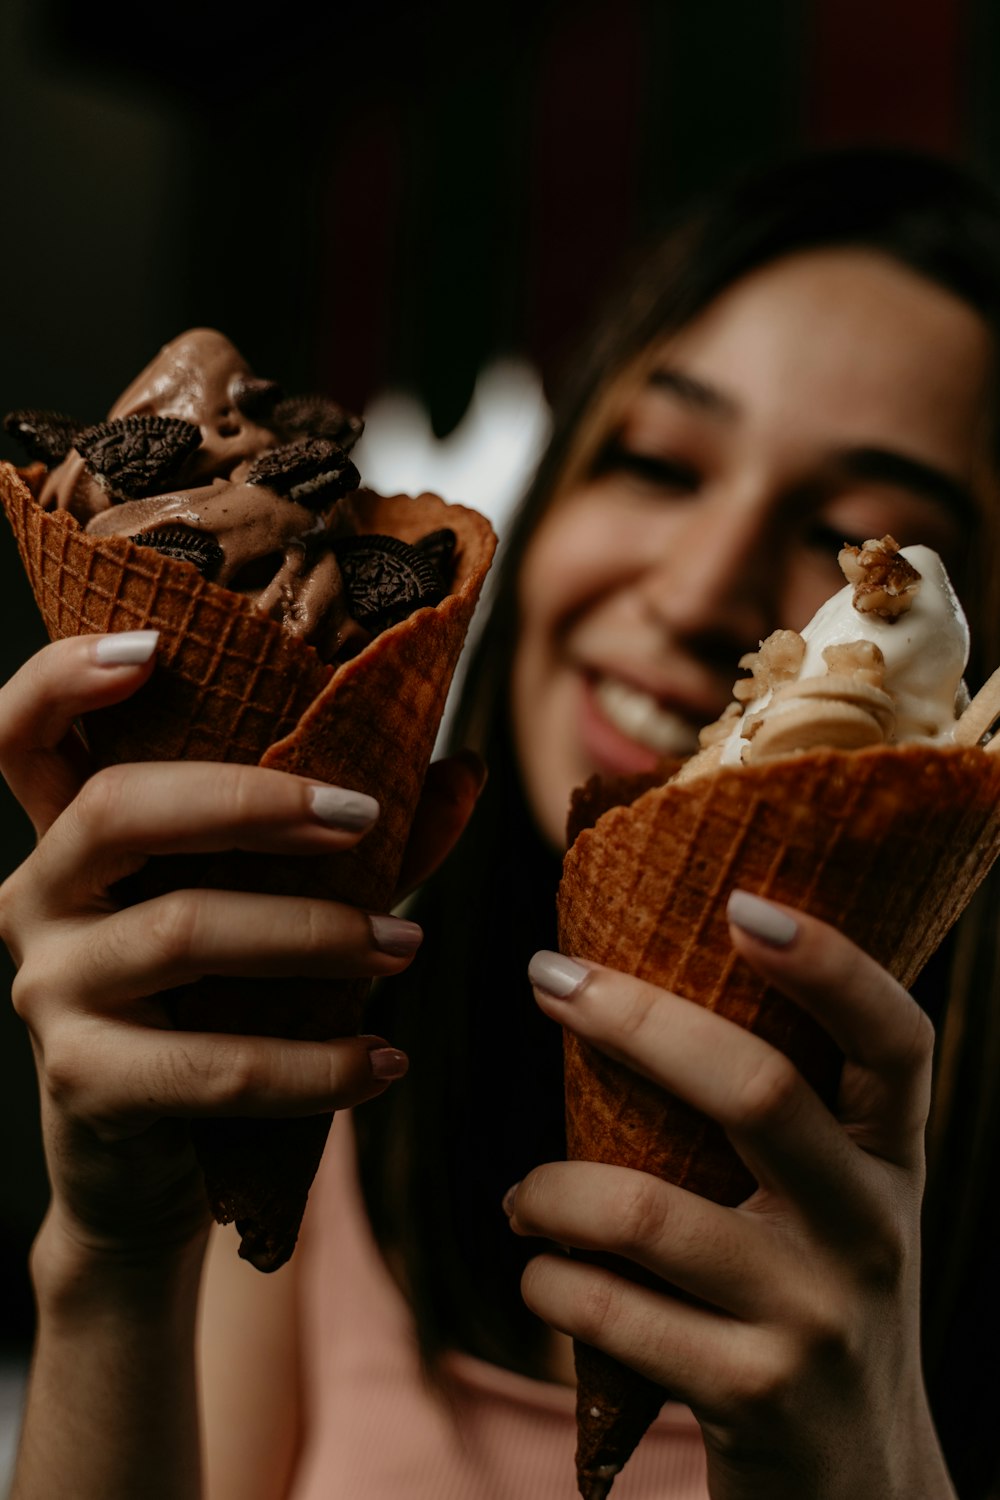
[4,148,1000,1499]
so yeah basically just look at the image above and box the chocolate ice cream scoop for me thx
[6,329,451,663]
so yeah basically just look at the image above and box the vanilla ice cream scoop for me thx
[680,537,985,782]
[797,542,968,741]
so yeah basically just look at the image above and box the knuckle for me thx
[227,763,272,826]
[0,693,14,757]
[0,870,26,954]
[729,1051,802,1134]
[42,1034,88,1109]
[199,1041,267,1111]
[721,1341,797,1417]
[897,1003,935,1074]
[794,1292,851,1370]
[615,980,657,1043]
[718,1315,854,1423]
[146,892,202,969]
[71,764,130,835]
[610,1175,667,1256]
[571,1271,620,1347]
[0,668,32,759]
[300,899,334,957]
[10,962,46,1022]
[863,990,935,1081]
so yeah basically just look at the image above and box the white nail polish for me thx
[727,889,798,947]
[528,950,591,999]
[308,784,379,830]
[92,631,160,666]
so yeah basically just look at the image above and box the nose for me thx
[636,494,776,659]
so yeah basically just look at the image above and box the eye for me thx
[597,442,700,495]
[803,522,852,557]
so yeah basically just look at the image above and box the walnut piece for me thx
[733,628,805,702]
[838,535,921,620]
[821,639,886,689]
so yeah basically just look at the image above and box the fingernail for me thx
[308,784,379,831]
[502,1181,520,1218]
[727,889,798,947]
[369,914,423,956]
[368,1046,409,1080]
[92,630,160,666]
[528,950,591,999]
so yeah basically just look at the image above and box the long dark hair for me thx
[358,147,1000,1495]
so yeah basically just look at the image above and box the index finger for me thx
[725,892,934,1160]
[0,632,159,837]
[528,938,922,1244]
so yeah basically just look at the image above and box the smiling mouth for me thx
[592,675,703,757]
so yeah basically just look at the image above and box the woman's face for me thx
[512,248,997,848]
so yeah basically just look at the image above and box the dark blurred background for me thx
[1,0,997,1363]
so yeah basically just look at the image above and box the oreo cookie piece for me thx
[129,525,224,579]
[333,533,446,634]
[233,376,282,421]
[245,438,359,508]
[76,415,201,500]
[273,394,364,453]
[414,528,457,589]
[4,408,80,465]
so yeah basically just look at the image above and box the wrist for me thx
[30,1203,210,1322]
[15,1206,207,1500]
[702,1378,956,1500]
[886,1384,957,1500]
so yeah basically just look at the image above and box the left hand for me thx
[508,897,955,1500]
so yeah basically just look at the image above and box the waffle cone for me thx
[557,743,1000,1495]
[2,460,496,1270]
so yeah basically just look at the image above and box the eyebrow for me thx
[646,368,979,522]
[647,367,738,418]
[833,447,979,524]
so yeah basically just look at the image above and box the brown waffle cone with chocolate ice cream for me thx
[1,460,495,1270]
[557,739,1000,1498]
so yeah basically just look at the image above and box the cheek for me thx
[516,488,633,640]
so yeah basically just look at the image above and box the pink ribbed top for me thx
[290,1119,709,1499]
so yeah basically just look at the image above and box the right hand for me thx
[515,910,948,1500]
[0,634,477,1262]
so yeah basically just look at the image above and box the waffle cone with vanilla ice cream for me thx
[1,330,496,1271]
[557,537,1000,1498]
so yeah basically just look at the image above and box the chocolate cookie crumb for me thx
[76,415,202,500]
[233,377,283,421]
[414,527,457,588]
[273,395,364,453]
[4,409,80,465]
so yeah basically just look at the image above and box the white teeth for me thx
[593,676,701,755]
